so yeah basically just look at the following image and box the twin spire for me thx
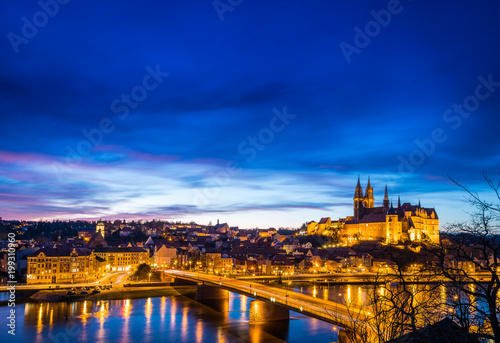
[355,176,391,208]
[355,175,374,197]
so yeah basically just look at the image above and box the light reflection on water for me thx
[294,283,489,316]
[2,290,335,343]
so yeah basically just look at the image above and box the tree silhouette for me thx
[427,172,500,342]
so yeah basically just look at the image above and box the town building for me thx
[96,219,106,238]
[142,237,178,268]
[26,247,105,284]
[93,246,149,272]
[155,244,177,268]
[77,228,95,242]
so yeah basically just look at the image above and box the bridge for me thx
[234,271,465,285]
[167,270,371,342]
[235,272,379,284]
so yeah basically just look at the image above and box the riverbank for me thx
[0,285,197,306]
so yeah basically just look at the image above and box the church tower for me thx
[383,185,390,209]
[364,177,374,208]
[354,176,364,220]
[96,219,105,238]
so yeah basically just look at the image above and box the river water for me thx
[1,287,340,343]
[1,283,455,342]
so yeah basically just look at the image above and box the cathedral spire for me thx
[355,175,363,198]
[383,185,390,208]
[365,176,373,194]
[397,195,401,208]
[364,176,374,208]
[354,175,364,220]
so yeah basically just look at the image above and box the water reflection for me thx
[160,297,166,327]
[294,282,488,330]
[196,320,203,343]
[10,292,334,343]
[181,305,188,340]
[294,283,453,308]
[145,297,152,342]
[239,294,248,321]
[198,298,229,314]
[122,299,131,343]
[81,302,89,342]
[25,301,96,324]
[250,320,290,343]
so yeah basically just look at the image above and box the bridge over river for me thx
[166,270,373,342]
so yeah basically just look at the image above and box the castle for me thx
[307,177,440,244]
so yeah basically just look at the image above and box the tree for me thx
[428,172,500,342]
[330,266,444,343]
[131,263,161,282]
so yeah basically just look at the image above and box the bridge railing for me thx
[171,271,370,328]
[197,276,355,327]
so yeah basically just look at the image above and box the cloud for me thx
[0,1,499,226]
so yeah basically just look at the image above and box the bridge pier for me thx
[249,300,289,324]
[337,329,354,343]
[195,284,229,300]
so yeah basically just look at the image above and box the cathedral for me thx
[307,177,440,244]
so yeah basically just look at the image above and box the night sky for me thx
[1,0,499,227]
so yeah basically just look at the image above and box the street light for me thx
[284,272,289,304]
[148,273,152,283]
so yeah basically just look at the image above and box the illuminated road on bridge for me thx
[166,270,371,330]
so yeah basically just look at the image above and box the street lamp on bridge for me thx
[284,272,289,304]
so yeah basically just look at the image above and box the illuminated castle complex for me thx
[307,177,440,244]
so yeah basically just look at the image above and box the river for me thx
[1,287,338,343]
[1,282,462,342]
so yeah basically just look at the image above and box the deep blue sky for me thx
[1,0,499,227]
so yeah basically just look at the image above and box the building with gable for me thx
[307,176,439,244]
[26,246,104,284]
